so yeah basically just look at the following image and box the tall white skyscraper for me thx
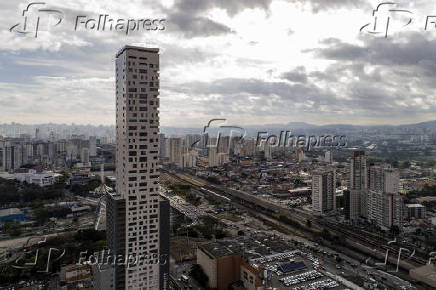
[312,168,336,214]
[111,46,165,289]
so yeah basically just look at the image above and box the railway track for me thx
[162,169,427,267]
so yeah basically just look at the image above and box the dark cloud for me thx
[302,32,436,118]
[167,12,232,37]
[168,58,436,119]
[310,33,436,67]
[170,77,337,109]
[281,66,308,83]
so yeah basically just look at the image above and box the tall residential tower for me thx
[107,46,168,290]
[348,151,367,221]
[312,168,336,214]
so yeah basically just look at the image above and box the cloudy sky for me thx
[1,0,436,127]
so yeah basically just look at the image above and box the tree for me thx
[400,161,411,169]
[4,221,22,236]
[206,176,221,184]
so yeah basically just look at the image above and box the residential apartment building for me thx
[312,168,336,214]
[109,45,168,289]
[348,151,367,220]
[169,138,183,165]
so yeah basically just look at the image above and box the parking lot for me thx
[255,250,344,289]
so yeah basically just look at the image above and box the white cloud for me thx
[0,0,434,126]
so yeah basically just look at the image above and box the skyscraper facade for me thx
[113,46,163,289]
[349,151,367,220]
[169,138,183,165]
[158,133,167,160]
[367,164,402,229]
[89,136,97,156]
[312,168,336,214]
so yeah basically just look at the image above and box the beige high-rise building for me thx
[208,147,220,167]
[324,151,333,163]
[367,164,402,229]
[181,151,198,168]
[89,136,97,156]
[368,190,403,230]
[81,147,90,165]
[114,46,161,289]
[368,164,399,194]
[312,168,336,214]
[264,143,272,161]
[169,138,183,165]
[208,148,229,167]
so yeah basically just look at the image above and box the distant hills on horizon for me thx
[1,120,435,130]
[1,120,435,138]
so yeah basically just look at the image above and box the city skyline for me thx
[1,0,436,127]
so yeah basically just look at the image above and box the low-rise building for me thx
[0,208,25,224]
[196,240,265,290]
[15,168,55,186]
[197,242,242,290]
[60,264,93,289]
[405,204,426,220]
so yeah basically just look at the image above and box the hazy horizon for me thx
[0,119,435,128]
